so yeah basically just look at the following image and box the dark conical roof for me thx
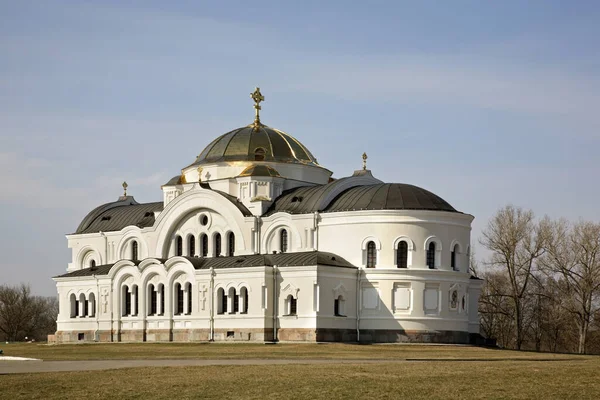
[194,125,319,166]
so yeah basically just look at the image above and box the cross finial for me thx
[362,152,368,170]
[250,87,265,128]
[122,181,128,196]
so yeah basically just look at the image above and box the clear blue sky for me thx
[1,0,599,296]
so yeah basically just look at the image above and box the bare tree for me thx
[0,284,57,342]
[541,220,600,354]
[480,205,550,350]
[478,270,515,347]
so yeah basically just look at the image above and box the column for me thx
[79,298,85,318]
[196,236,201,257]
[88,298,94,317]
[157,286,163,315]
[131,288,137,316]
[183,286,189,315]
[240,291,246,314]
[182,238,189,257]
[170,237,176,257]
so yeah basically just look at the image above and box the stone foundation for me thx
[358,329,469,344]
[119,330,144,342]
[52,328,468,344]
[55,330,98,343]
[213,328,274,342]
[145,329,173,342]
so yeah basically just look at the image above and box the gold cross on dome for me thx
[122,181,128,196]
[362,152,368,170]
[251,87,265,127]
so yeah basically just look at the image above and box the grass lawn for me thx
[0,342,591,361]
[1,343,599,399]
[1,359,600,399]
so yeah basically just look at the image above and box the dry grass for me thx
[1,359,600,399]
[1,342,591,361]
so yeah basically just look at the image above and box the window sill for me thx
[282,314,298,319]
[334,315,347,318]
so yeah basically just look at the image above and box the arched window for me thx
[254,147,266,161]
[78,293,87,318]
[280,229,288,253]
[158,284,165,316]
[217,288,225,314]
[188,236,196,257]
[366,241,376,268]
[201,234,208,257]
[186,283,192,315]
[131,285,138,316]
[397,241,408,269]
[88,293,96,317]
[70,293,77,318]
[122,286,131,316]
[240,287,248,314]
[174,283,184,315]
[148,284,157,316]
[427,242,436,269]
[132,240,138,261]
[334,295,346,316]
[90,259,96,269]
[176,236,183,256]
[451,244,458,271]
[214,233,221,257]
[228,232,235,256]
[285,294,297,316]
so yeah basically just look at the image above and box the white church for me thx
[52,88,482,343]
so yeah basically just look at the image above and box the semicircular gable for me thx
[154,187,250,258]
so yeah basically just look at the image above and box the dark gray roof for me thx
[75,185,252,235]
[211,188,253,217]
[324,183,458,213]
[265,175,374,216]
[267,182,458,215]
[265,184,331,216]
[55,263,115,278]
[54,251,355,278]
[75,201,164,234]
[193,125,320,167]
[195,251,355,269]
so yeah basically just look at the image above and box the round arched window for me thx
[200,214,209,226]
[254,147,266,161]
